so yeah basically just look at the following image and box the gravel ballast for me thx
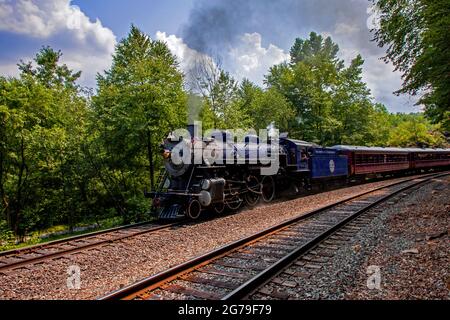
[250,175,449,300]
[0,174,446,300]
[346,176,449,299]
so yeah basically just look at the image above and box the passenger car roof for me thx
[281,138,319,148]
[331,145,450,153]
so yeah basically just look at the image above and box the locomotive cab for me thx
[279,138,314,172]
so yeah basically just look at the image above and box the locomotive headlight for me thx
[201,179,211,190]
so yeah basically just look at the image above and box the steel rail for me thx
[222,172,449,300]
[0,220,160,257]
[99,171,448,300]
[0,221,181,272]
[3,172,431,272]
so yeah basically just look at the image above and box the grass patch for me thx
[0,216,155,252]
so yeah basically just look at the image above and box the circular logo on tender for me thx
[329,159,335,173]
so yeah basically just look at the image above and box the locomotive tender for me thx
[147,127,450,220]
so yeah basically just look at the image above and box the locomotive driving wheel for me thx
[261,175,275,203]
[226,196,243,211]
[186,199,202,220]
[244,175,261,207]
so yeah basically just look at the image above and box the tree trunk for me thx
[0,148,5,219]
[0,124,7,222]
[13,137,27,238]
[84,144,126,219]
[146,129,155,191]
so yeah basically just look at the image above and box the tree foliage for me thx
[373,0,450,130]
[266,33,378,146]
[93,25,187,223]
[387,113,446,147]
[0,47,89,237]
[0,26,447,244]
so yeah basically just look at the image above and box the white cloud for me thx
[0,61,21,78]
[156,31,210,75]
[0,0,114,47]
[0,0,116,88]
[156,31,289,86]
[361,56,422,113]
[228,33,290,82]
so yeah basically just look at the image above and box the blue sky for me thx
[0,0,421,114]
[72,0,195,39]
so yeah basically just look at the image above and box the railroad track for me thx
[0,221,181,274]
[99,172,448,300]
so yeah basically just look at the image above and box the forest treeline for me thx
[1,2,449,243]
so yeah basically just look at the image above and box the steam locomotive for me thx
[147,127,450,220]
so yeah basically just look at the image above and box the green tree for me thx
[333,55,379,145]
[0,47,89,237]
[365,103,392,147]
[266,33,343,144]
[387,113,446,147]
[18,46,82,89]
[373,0,450,130]
[290,32,340,65]
[188,56,249,129]
[265,32,414,147]
[246,87,295,132]
[93,26,186,223]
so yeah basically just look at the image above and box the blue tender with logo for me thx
[309,148,348,179]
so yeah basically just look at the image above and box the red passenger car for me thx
[412,149,450,169]
[331,146,450,177]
